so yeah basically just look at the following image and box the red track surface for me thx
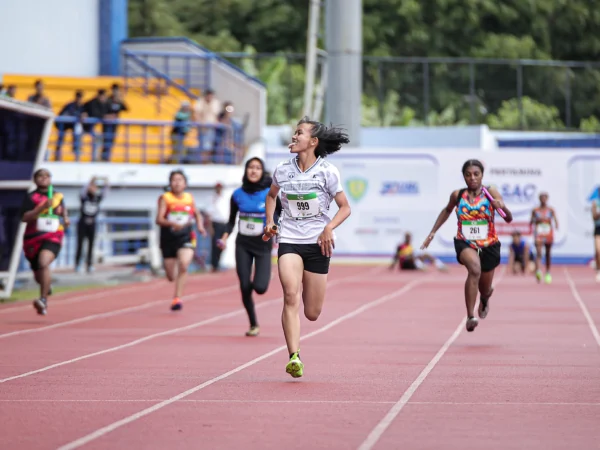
[0,264,598,450]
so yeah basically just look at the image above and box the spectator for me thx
[27,79,51,109]
[55,90,86,160]
[2,85,17,98]
[169,100,192,164]
[75,176,109,274]
[103,84,128,162]
[83,89,110,160]
[193,88,221,151]
[206,182,229,272]
[214,101,237,164]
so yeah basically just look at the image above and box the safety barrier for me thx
[47,116,245,164]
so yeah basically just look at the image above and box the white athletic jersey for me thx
[272,156,344,244]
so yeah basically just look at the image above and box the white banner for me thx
[266,148,600,264]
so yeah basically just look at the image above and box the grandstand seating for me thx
[2,74,204,163]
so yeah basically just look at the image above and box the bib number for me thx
[168,212,191,226]
[37,215,60,233]
[287,193,319,218]
[462,220,488,241]
[239,217,264,236]
[536,223,551,235]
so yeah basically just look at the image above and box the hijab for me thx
[242,157,272,194]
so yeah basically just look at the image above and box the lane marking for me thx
[3,399,599,406]
[564,267,600,349]
[357,267,506,450]
[0,285,237,339]
[0,269,379,384]
[56,277,427,450]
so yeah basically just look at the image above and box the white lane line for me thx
[0,280,161,315]
[3,399,599,406]
[0,269,377,384]
[564,267,600,349]
[357,318,464,450]
[357,266,507,450]
[0,269,237,315]
[0,285,238,339]
[56,277,427,450]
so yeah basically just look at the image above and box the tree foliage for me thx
[128,0,600,129]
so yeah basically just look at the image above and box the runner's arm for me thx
[488,185,513,223]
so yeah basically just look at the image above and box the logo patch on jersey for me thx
[346,177,368,202]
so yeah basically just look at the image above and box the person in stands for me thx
[390,232,447,272]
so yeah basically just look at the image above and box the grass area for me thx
[1,284,106,304]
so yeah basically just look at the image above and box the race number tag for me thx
[462,220,488,241]
[168,211,191,226]
[536,223,551,235]
[287,193,319,218]
[239,216,263,236]
[37,214,60,233]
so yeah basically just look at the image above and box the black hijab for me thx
[242,157,271,193]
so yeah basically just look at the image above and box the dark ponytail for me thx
[297,116,350,158]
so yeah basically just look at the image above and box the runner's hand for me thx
[420,233,435,250]
[263,222,278,239]
[491,198,505,210]
[318,226,335,257]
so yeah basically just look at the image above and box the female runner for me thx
[20,168,70,316]
[155,170,207,311]
[530,192,558,284]
[421,159,513,332]
[218,157,282,337]
[592,187,600,282]
[263,116,352,378]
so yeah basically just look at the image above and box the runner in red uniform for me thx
[20,169,70,315]
[530,192,558,284]
[421,160,513,332]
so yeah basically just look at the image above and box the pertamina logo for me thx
[346,177,368,202]
[588,186,600,201]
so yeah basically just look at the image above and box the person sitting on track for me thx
[530,192,558,284]
[389,232,447,272]
[20,168,70,316]
[217,157,282,337]
[155,170,207,311]
[420,159,513,333]
[263,116,352,378]
[591,188,600,283]
[507,230,535,275]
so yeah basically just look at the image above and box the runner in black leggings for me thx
[218,157,282,336]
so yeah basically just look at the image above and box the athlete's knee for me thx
[283,289,301,308]
[304,305,322,321]
[466,263,481,279]
[239,278,252,294]
[252,279,269,295]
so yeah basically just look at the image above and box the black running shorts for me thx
[454,239,501,273]
[277,243,330,274]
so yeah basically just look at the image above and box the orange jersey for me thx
[159,191,197,246]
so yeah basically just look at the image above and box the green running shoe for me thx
[286,352,304,378]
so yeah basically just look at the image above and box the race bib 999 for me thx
[286,193,319,218]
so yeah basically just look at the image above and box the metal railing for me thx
[47,117,245,164]
[218,52,600,131]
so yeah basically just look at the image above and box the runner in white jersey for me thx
[263,116,352,379]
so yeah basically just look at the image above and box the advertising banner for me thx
[266,148,599,264]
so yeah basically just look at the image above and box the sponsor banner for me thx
[266,148,599,261]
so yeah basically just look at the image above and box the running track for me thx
[0,265,598,449]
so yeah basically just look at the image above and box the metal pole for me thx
[312,55,328,121]
[517,64,524,130]
[564,67,572,129]
[303,0,321,117]
[325,0,362,146]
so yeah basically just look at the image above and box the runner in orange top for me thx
[155,170,207,311]
[20,168,70,316]
[530,192,558,284]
